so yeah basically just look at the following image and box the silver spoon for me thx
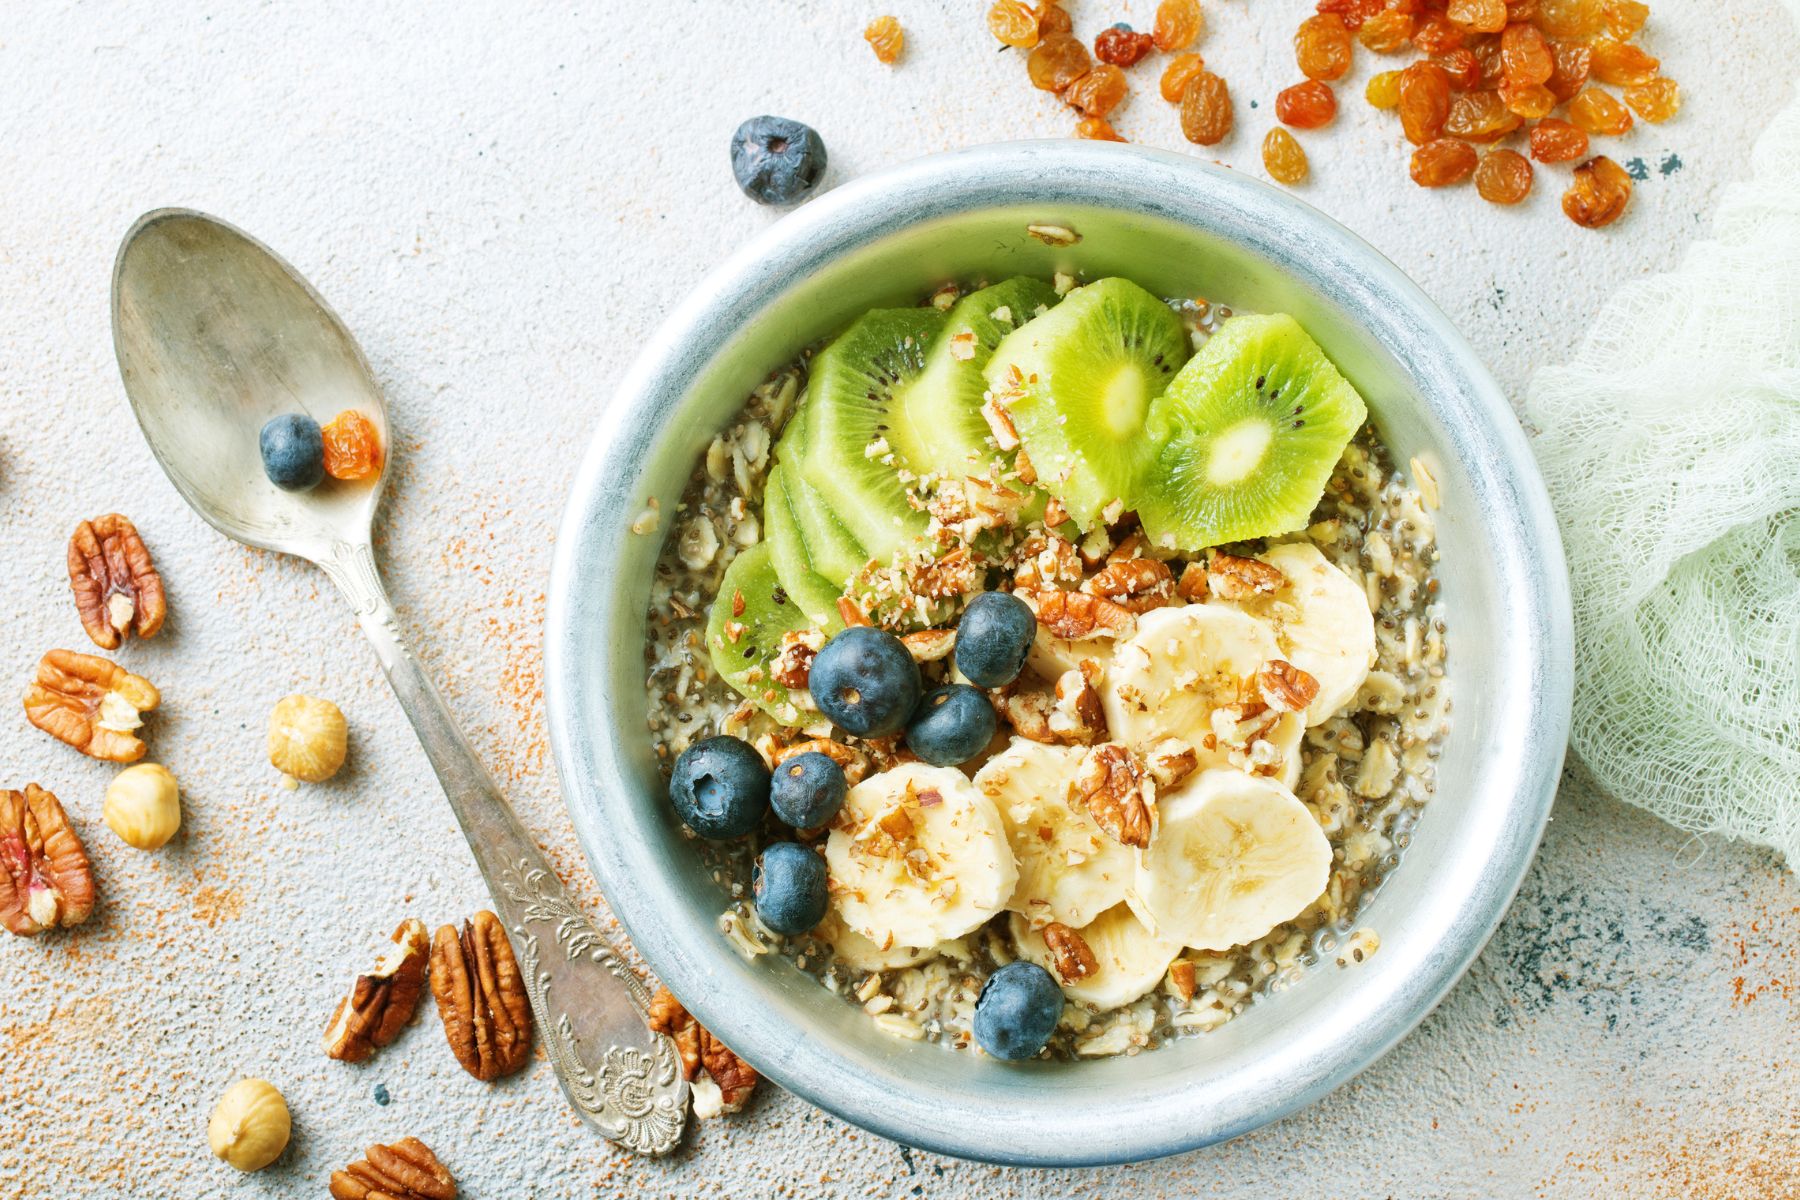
[111,209,689,1155]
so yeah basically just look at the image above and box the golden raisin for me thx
[1035,1,1073,36]
[863,15,904,64]
[1095,25,1155,66]
[1500,22,1554,85]
[1358,10,1416,53]
[1528,117,1589,162]
[1601,0,1648,38]
[1410,138,1480,187]
[1366,70,1403,109]
[1536,0,1602,38]
[1436,49,1481,90]
[1276,80,1338,129]
[1569,86,1633,135]
[1075,115,1126,141]
[1545,39,1592,101]
[1444,90,1523,141]
[1063,64,1128,118]
[1589,38,1658,86]
[1499,80,1557,118]
[1446,0,1507,33]
[321,411,382,482]
[1160,53,1207,103]
[1507,0,1543,18]
[1398,61,1453,145]
[1028,34,1091,92]
[1411,12,1466,54]
[1475,148,1533,204]
[1624,77,1680,123]
[1474,39,1506,88]
[1295,14,1354,81]
[1318,0,1384,30]
[1179,71,1234,145]
[1563,155,1632,228]
[1262,128,1310,184]
[1153,0,1204,51]
[988,0,1041,48]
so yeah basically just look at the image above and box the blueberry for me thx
[669,735,769,839]
[808,626,922,739]
[770,751,847,829]
[973,961,1064,1061]
[954,592,1037,689]
[752,841,829,935]
[904,685,997,767]
[259,413,324,491]
[730,116,827,206]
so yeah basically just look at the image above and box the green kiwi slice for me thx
[774,407,872,587]
[984,277,1190,530]
[706,542,809,721]
[1138,313,1368,551]
[888,276,1061,485]
[763,461,846,630]
[796,307,944,564]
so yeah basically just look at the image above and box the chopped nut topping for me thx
[1082,556,1175,614]
[1175,562,1209,602]
[836,596,872,627]
[1169,959,1197,1003]
[1043,497,1069,527]
[1145,738,1201,790]
[324,918,431,1063]
[1042,921,1098,982]
[329,1137,456,1200]
[731,589,746,618]
[1014,445,1038,486]
[67,514,165,650]
[1026,223,1081,247]
[878,806,914,841]
[982,396,1021,451]
[773,738,872,786]
[1075,743,1155,848]
[1026,590,1137,640]
[770,628,825,691]
[647,985,759,1116]
[1256,659,1321,714]
[948,330,979,361]
[1049,663,1106,744]
[0,784,95,937]
[429,911,533,1082]
[1207,552,1285,601]
[23,649,160,762]
[1011,533,1082,592]
[912,548,983,600]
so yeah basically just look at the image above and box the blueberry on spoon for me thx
[730,116,827,206]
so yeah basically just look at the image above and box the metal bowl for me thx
[545,142,1571,1166]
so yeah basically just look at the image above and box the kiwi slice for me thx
[763,461,846,630]
[774,407,872,587]
[888,276,1061,485]
[984,277,1190,530]
[797,307,944,564]
[706,542,809,721]
[1137,313,1368,551]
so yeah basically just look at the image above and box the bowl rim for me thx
[545,141,1572,1166]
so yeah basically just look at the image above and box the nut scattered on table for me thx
[206,1077,291,1173]
[429,911,534,1081]
[324,917,431,1062]
[23,649,160,762]
[103,763,181,851]
[647,985,759,1119]
[0,784,96,937]
[67,513,166,650]
[329,1136,455,1200]
[267,693,348,783]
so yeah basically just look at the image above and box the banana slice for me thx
[974,738,1134,929]
[1027,626,1113,681]
[824,763,1017,951]
[1097,603,1303,786]
[815,907,940,972]
[1133,768,1331,952]
[1008,904,1181,1009]
[1215,541,1375,726]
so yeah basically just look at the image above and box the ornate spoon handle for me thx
[319,540,688,1155]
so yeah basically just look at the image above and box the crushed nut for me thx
[1014,446,1038,486]
[0,784,95,936]
[1207,552,1285,601]
[647,985,759,1116]
[1011,533,1082,592]
[1257,660,1321,714]
[1026,223,1081,246]
[429,911,533,1081]
[1043,497,1069,527]
[900,628,956,663]
[912,547,982,600]
[947,329,979,361]
[324,918,431,1063]
[1145,738,1200,790]
[67,514,165,650]
[982,396,1021,451]
[1042,921,1098,982]
[770,628,825,692]
[1083,556,1175,614]
[1175,562,1209,602]
[1049,663,1106,744]
[1169,959,1197,1003]
[329,1137,456,1200]
[1025,590,1137,640]
[23,649,159,762]
[772,738,871,786]
[1075,743,1155,848]
[836,596,872,627]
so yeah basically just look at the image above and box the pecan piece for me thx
[67,514,166,650]
[1175,562,1209,602]
[1042,921,1097,983]
[23,650,160,762]
[0,785,95,936]
[429,911,533,1081]
[1256,659,1320,714]
[912,547,983,600]
[1207,552,1285,601]
[1145,738,1200,790]
[324,918,431,1062]
[1082,556,1175,614]
[1049,664,1106,744]
[329,1137,455,1200]
[1075,743,1156,849]
[1026,590,1137,640]
[1170,959,1197,1003]
[647,985,759,1117]
[772,738,871,786]
[1010,532,1082,592]
[770,627,825,692]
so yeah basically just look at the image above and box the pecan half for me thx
[772,738,871,786]
[1026,590,1137,640]
[1075,743,1155,849]
[324,918,430,1062]
[1256,659,1321,714]
[23,650,160,762]
[329,1137,455,1200]
[647,985,758,1117]
[67,514,165,650]
[1082,556,1175,614]
[429,911,533,1081]
[0,785,95,936]
[1042,922,1097,983]
[1207,552,1285,601]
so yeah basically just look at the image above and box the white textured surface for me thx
[2,3,1798,1197]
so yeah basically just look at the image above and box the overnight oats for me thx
[641,271,1449,1061]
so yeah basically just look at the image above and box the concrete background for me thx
[2,2,1796,1196]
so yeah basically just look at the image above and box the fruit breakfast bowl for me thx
[545,141,1572,1166]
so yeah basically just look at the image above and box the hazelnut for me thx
[207,1078,291,1172]
[103,763,181,850]
[268,694,348,783]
